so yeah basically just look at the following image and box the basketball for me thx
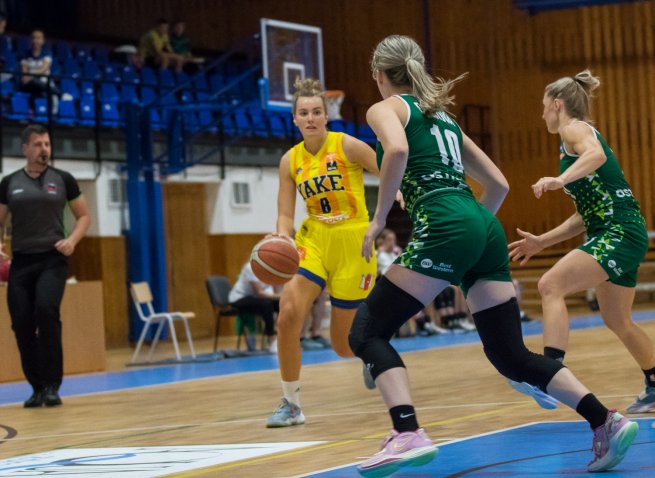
[250,237,299,285]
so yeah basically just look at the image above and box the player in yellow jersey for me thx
[266,79,379,427]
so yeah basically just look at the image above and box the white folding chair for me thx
[130,282,197,363]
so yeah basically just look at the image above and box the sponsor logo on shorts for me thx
[607,259,623,276]
[433,263,454,273]
[359,273,372,291]
[420,259,433,268]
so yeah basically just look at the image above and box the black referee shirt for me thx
[0,167,81,254]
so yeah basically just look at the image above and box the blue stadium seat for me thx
[221,113,237,135]
[209,73,225,93]
[357,124,377,145]
[34,97,49,122]
[60,78,80,100]
[122,65,139,84]
[56,98,77,125]
[101,102,121,127]
[0,36,11,54]
[7,92,31,120]
[2,50,17,73]
[81,81,95,98]
[50,57,62,77]
[54,41,72,60]
[233,108,252,136]
[82,60,101,80]
[1,77,14,97]
[140,67,157,86]
[100,83,120,102]
[249,108,270,137]
[79,97,95,126]
[180,90,193,103]
[192,72,209,91]
[140,87,156,104]
[197,109,216,132]
[159,69,175,88]
[76,45,92,61]
[103,64,121,82]
[328,120,347,133]
[15,36,31,58]
[176,71,191,88]
[63,58,81,79]
[121,85,138,103]
[94,47,109,64]
[149,108,164,130]
[269,113,289,138]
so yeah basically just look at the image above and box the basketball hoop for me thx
[325,90,345,121]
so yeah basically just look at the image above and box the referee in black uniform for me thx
[0,124,90,407]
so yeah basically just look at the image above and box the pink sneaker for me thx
[357,428,437,477]
[588,410,638,472]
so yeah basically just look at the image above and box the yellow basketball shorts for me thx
[295,218,376,309]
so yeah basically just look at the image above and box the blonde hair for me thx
[371,35,467,116]
[545,69,600,120]
[292,78,327,114]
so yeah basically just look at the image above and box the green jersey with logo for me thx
[560,123,644,231]
[376,94,472,215]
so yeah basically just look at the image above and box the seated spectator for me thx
[20,29,59,112]
[300,288,331,350]
[139,18,186,73]
[375,228,402,276]
[229,261,280,352]
[170,21,192,58]
[432,285,476,332]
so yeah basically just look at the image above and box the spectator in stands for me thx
[375,228,402,277]
[300,288,331,350]
[20,29,59,113]
[170,21,192,59]
[139,18,186,73]
[229,261,280,352]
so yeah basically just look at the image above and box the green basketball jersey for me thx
[376,94,472,215]
[559,122,643,231]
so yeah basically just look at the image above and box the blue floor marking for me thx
[1,310,653,406]
[302,418,655,477]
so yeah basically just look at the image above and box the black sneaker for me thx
[23,390,44,408]
[43,385,62,407]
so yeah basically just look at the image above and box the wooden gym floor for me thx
[1,310,654,477]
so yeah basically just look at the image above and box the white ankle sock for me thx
[282,381,301,407]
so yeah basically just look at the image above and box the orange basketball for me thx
[250,237,299,285]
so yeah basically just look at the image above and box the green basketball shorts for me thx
[579,220,648,287]
[395,191,512,295]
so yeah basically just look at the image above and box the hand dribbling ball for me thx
[250,237,299,285]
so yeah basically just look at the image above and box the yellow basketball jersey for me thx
[289,132,368,224]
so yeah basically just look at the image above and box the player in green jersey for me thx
[349,37,636,477]
[509,70,655,415]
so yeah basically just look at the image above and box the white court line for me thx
[293,418,655,478]
[1,392,644,444]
